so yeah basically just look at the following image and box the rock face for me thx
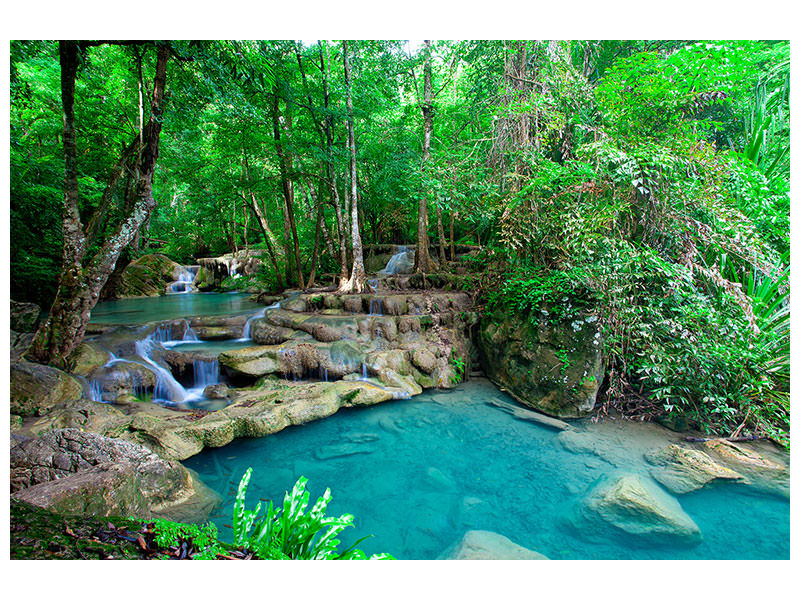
[10,360,84,416]
[437,530,549,560]
[479,308,604,418]
[11,300,41,332]
[10,429,219,522]
[645,443,742,494]
[196,250,267,291]
[570,473,702,545]
[108,254,183,299]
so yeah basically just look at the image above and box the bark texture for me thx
[415,40,436,273]
[27,42,170,369]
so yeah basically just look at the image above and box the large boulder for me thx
[11,300,41,332]
[645,443,743,494]
[437,530,549,560]
[10,360,84,416]
[570,473,702,545]
[10,429,219,522]
[68,342,112,377]
[110,254,183,298]
[478,307,604,418]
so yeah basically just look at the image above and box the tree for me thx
[414,40,436,273]
[337,40,368,293]
[27,41,170,368]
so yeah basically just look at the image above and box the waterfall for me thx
[168,265,198,294]
[193,359,220,389]
[134,336,187,403]
[162,320,199,348]
[237,301,280,342]
[378,246,415,276]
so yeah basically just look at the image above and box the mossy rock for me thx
[11,360,84,417]
[112,254,182,298]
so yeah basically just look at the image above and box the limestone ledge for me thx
[21,378,415,462]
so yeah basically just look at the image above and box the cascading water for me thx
[378,246,415,276]
[237,302,281,342]
[134,336,187,403]
[168,266,198,294]
[193,359,220,389]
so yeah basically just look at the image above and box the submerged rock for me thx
[10,360,84,417]
[645,443,742,494]
[10,429,219,522]
[570,473,702,545]
[437,530,549,560]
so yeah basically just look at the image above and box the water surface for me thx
[183,379,789,560]
[90,292,259,325]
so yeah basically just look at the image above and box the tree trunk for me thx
[415,40,436,273]
[436,203,447,264]
[248,192,284,289]
[338,41,368,293]
[305,179,323,288]
[271,93,305,289]
[28,41,170,368]
[320,41,350,287]
[449,211,456,260]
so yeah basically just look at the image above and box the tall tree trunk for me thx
[320,41,350,287]
[271,93,305,289]
[415,39,436,273]
[306,179,323,288]
[248,192,284,289]
[436,203,447,264]
[338,40,367,293]
[449,211,456,261]
[28,41,170,368]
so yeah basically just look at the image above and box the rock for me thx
[437,530,549,560]
[424,467,457,492]
[700,439,789,498]
[91,360,157,401]
[251,321,294,345]
[314,443,375,460]
[570,473,702,545]
[280,296,307,313]
[10,360,84,416]
[109,254,182,299]
[379,368,422,397]
[10,300,41,332]
[68,342,112,377]
[645,444,742,494]
[556,429,623,466]
[219,346,282,377]
[204,383,233,399]
[411,348,437,374]
[489,398,571,431]
[383,295,408,315]
[478,307,604,418]
[10,330,36,361]
[192,325,243,340]
[10,429,219,522]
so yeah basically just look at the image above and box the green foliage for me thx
[449,349,465,385]
[151,519,224,560]
[233,468,394,560]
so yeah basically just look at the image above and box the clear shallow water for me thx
[90,292,259,325]
[183,379,790,560]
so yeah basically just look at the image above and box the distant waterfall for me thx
[168,265,199,294]
[378,246,415,276]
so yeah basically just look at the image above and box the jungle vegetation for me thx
[9,40,790,444]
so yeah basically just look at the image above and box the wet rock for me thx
[280,296,307,313]
[11,300,41,332]
[68,342,112,377]
[109,254,182,298]
[192,325,243,340]
[314,443,375,460]
[92,360,157,400]
[219,346,281,377]
[478,307,604,418]
[570,473,702,545]
[489,398,571,431]
[700,439,789,498]
[310,323,343,342]
[10,360,84,417]
[251,321,294,345]
[556,429,623,466]
[10,429,219,522]
[424,467,457,492]
[379,369,423,397]
[437,530,549,560]
[645,443,743,494]
[411,348,437,374]
[383,295,408,315]
[10,330,36,361]
[204,383,233,399]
